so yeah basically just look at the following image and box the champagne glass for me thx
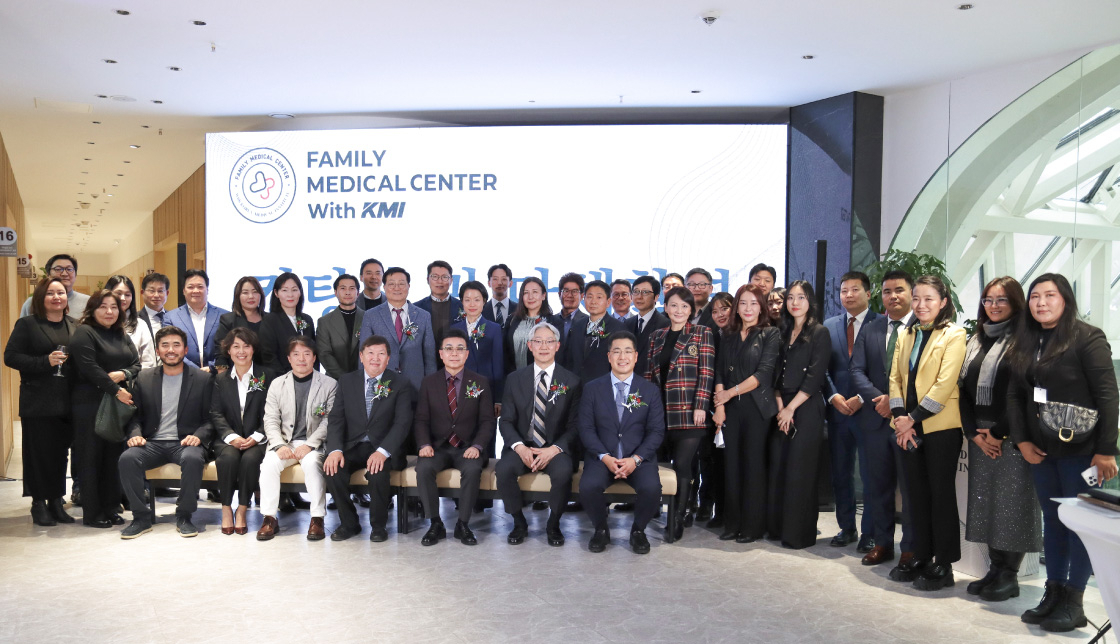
[54,345,68,377]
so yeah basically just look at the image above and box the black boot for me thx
[967,549,1002,595]
[980,550,1023,601]
[47,498,75,524]
[1041,586,1087,632]
[30,499,56,526]
[1021,580,1064,624]
[671,506,687,540]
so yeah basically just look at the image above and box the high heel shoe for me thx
[234,526,248,535]
[48,498,75,523]
[221,526,235,535]
[31,500,57,526]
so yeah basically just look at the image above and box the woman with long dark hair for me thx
[768,280,830,549]
[504,277,553,375]
[959,276,1042,602]
[1007,273,1118,632]
[106,275,156,368]
[697,290,734,528]
[259,272,316,374]
[214,276,267,370]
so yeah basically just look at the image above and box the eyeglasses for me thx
[609,349,637,357]
[50,266,76,275]
[560,288,582,296]
[529,339,558,346]
[144,288,167,295]
[429,274,451,282]
[632,289,655,297]
[611,292,631,299]
[686,282,711,289]
[440,346,468,353]
[981,297,1010,307]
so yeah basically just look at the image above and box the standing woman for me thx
[70,290,141,528]
[959,277,1042,602]
[1007,273,1118,632]
[105,275,156,369]
[4,278,77,525]
[214,276,267,370]
[643,286,715,539]
[767,287,787,322]
[888,275,967,590]
[505,277,553,375]
[259,272,316,374]
[697,290,734,527]
[711,284,780,543]
[211,327,273,535]
[454,280,505,416]
[768,280,830,549]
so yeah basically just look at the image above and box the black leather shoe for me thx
[290,493,310,510]
[120,519,153,539]
[532,501,549,511]
[369,526,389,542]
[913,563,954,591]
[614,502,635,512]
[507,524,528,545]
[856,534,875,553]
[565,501,583,512]
[30,500,56,526]
[889,557,929,583]
[353,493,371,508]
[967,565,1000,595]
[421,522,446,546]
[331,524,360,542]
[1040,587,1087,632]
[630,530,651,554]
[546,526,565,547]
[48,498,75,523]
[83,517,112,529]
[589,528,610,553]
[706,514,725,529]
[278,494,297,513]
[175,515,199,537]
[718,530,739,541]
[1022,580,1065,624]
[696,502,714,522]
[735,534,756,544]
[107,513,126,526]
[830,529,858,547]
[454,520,477,546]
[327,498,337,510]
[683,510,695,527]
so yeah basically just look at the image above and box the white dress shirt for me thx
[602,372,635,460]
[188,304,209,354]
[225,364,266,444]
[143,305,166,332]
[511,361,557,450]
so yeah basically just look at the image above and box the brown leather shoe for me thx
[898,551,914,568]
[861,545,895,566]
[256,515,279,541]
[307,516,325,541]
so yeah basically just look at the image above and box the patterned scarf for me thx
[959,318,1012,406]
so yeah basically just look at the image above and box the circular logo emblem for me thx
[228,148,297,224]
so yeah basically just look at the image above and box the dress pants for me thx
[723,397,770,539]
[72,395,123,521]
[1031,454,1094,591]
[416,443,488,523]
[900,428,962,564]
[697,421,725,511]
[495,449,573,516]
[260,441,326,517]
[766,395,823,549]
[579,456,662,531]
[324,442,399,531]
[861,417,914,552]
[829,413,872,534]
[119,439,207,519]
[212,442,266,507]
[21,416,72,500]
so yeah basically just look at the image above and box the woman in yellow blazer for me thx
[887,275,967,592]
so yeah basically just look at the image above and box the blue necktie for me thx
[614,382,627,458]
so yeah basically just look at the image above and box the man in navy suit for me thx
[164,268,229,371]
[626,275,669,377]
[579,331,665,554]
[823,271,879,551]
[482,263,516,329]
[415,260,462,355]
[849,270,916,570]
[609,279,633,322]
[562,280,624,381]
[357,267,437,394]
[552,272,588,343]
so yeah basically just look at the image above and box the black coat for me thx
[715,326,780,418]
[4,316,75,417]
[326,369,415,456]
[210,364,275,442]
[213,312,264,368]
[258,310,316,374]
[128,366,214,446]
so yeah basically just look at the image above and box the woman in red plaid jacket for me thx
[643,286,716,540]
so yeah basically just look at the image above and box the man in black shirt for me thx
[356,258,386,311]
[317,274,364,380]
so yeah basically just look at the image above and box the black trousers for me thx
[324,442,399,531]
[21,416,72,500]
[72,398,123,521]
[723,397,771,539]
[495,448,573,518]
[667,429,704,505]
[119,440,207,520]
[697,421,725,511]
[212,442,266,507]
[416,444,488,523]
[900,428,962,564]
[766,395,823,549]
[861,418,914,552]
[580,456,662,532]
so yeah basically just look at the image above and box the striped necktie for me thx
[529,371,548,447]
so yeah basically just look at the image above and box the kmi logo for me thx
[229,148,297,224]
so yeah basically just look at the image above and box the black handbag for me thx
[94,376,136,443]
[1039,401,1098,444]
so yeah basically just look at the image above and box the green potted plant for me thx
[863,249,976,334]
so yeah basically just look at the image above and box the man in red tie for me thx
[413,329,496,546]
[356,267,437,394]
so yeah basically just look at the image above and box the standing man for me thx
[323,335,415,542]
[685,268,716,328]
[497,322,582,546]
[118,326,212,539]
[483,264,517,330]
[358,267,437,393]
[356,258,385,311]
[626,275,669,377]
[138,272,170,339]
[561,280,624,381]
[609,279,633,322]
[849,270,916,571]
[578,331,665,554]
[660,273,685,305]
[824,271,879,552]
[165,268,229,372]
[317,274,364,381]
[416,260,462,350]
[553,272,588,344]
[748,263,777,297]
[413,329,496,546]
[20,254,89,320]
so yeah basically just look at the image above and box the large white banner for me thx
[205,125,787,318]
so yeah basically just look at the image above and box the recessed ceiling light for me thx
[102,59,117,64]
[106,194,113,197]
[81,171,89,174]
[803,55,815,60]
[528,100,536,103]
[958,3,974,9]
[151,99,163,104]
[79,182,86,185]
[167,66,182,72]
[129,144,140,149]
[123,160,131,164]
[691,90,702,94]
[112,184,118,187]
[87,141,95,145]
[111,95,136,102]
[92,121,101,125]
[115,9,130,15]
[95,94,108,99]
[116,173,124,177]
[83,158,91,161]
[141,125,150,129]
[268,113,295,119]
[192,20,206,26]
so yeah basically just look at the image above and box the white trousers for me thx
[259,442,326,518]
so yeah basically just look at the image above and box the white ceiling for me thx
[1,0,1117,256]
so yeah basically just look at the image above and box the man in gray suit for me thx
[317,274,364,380]
[357,266,437,393]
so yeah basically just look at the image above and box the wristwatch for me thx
[633,455,643,468]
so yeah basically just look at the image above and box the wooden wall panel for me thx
[0,133,27,474]
[153,165,206,307]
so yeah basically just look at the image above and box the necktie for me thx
[446,375,462,447]
[885,320,901,373]
[530,371,548,447]
[636,317,645,335]
[154,310,165,328]
[847,316,855,357]
[365,378,376,417]
[614,382,627,457]
[394,308,404,343]
[495,302,504,326]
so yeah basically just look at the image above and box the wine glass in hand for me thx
[54,345,68,377]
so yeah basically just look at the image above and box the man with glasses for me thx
[685,268,716,329]
[20,254,89,320]
[660,273,685,306]
[483,264,517,330]
[138,272,170,339]
[561,280,624,382]
[416,260,461,363]
[626,275,669,377]
[358,267,436,393]
[552,272,588,344]
[497,322,582,546]
[609,279,633,322]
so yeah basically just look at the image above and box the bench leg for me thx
[396,489,409,534]
[665,496,677,544]
[147,481,156,520]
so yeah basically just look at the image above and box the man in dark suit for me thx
[850,270,916,570]
[562,280,624,381]
[317,274,365,380]
[609,279,633,322]
[164,268,229,372]
[138,272,170,338]
[823,270,880,551]
[118,326,213,539]
[323,335,415,542]
[355,258,386,311]
[552,272,588,343]
[414,328,496,546]
[357,267,437,393]
[627,275,669,377]
[660,273,685,305]
[579,331,665,554]
[415,260,462,353]
[497,321,582,546]
[483,263,516,329]
[748,263,777,297]
[686,268,716,328]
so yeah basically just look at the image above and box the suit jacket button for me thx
[618,434,622,438]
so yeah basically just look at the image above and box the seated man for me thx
[119,326,213,539]
[497,322,582,546]
[323,335,415,542]
[257,337,337,541]
[414,328,496,546]
[578,331,665,554]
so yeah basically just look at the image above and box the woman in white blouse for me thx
[106,275,156,368]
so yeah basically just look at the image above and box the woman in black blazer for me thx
[769,280,830,549]
[1007,273,1118,632]
[712,284,780,543]
[211,327,274,535]
[70,289,141,528]
[214,276,266,370]
[259,272,316,374]
[454,280,505,415]
[3,278,77,525]
[504,277,553,375]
